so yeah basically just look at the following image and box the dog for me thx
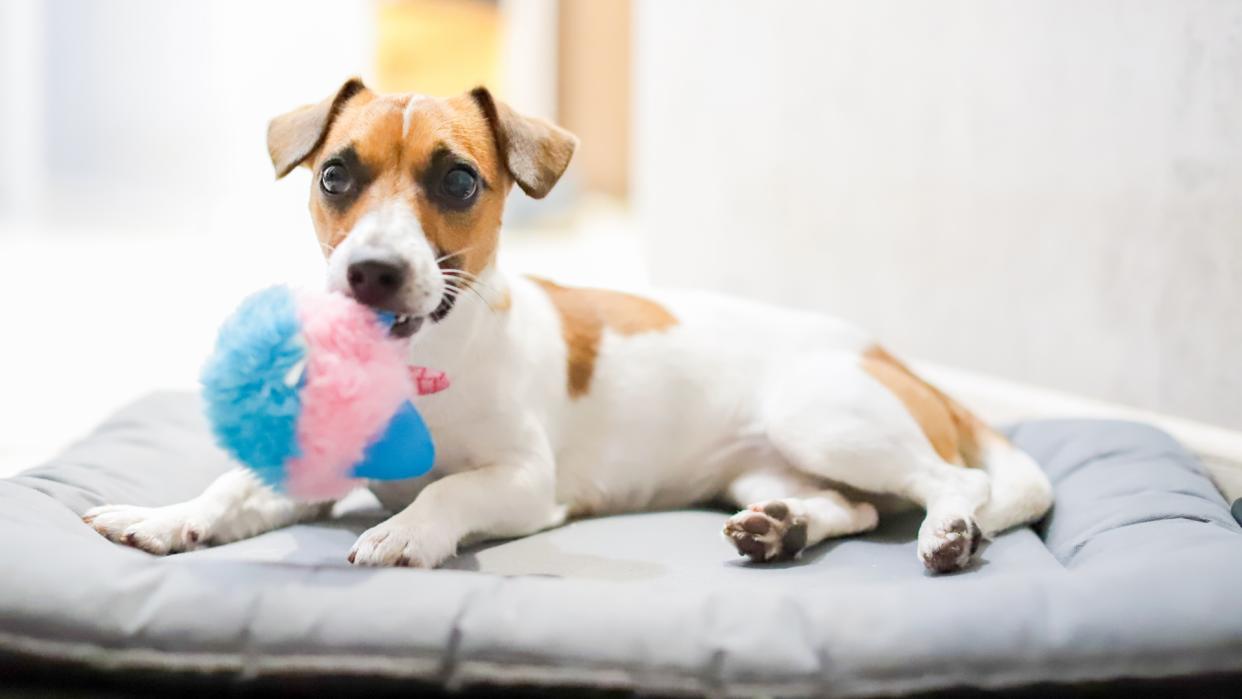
[84,79,1053,573]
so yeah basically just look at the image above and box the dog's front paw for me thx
[83,504,209,555]
[348,520,456,568]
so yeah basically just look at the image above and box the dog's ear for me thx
[470,87,578,199]
[267,78,368,179]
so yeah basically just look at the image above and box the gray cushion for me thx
[2,392,1241,697]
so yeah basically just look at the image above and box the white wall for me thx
[632,1,1242,430]
[0,2,377,471]
[1,0,375,227]
[0,0,46,218]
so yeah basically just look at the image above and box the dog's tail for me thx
[860,346,1054,534]
[972,428,1054,536]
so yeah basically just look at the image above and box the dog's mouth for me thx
[389,314,425,339]
[385,290,458,339]
[429,289,458,324]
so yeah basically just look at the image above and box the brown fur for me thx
[530,277,678,397]
[267,78,366,178]
[470,88,578,199]
[267,81,575,283]
[860,345,989,467]
[307,91,507,277]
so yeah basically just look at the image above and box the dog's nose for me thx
[347,260,406,308]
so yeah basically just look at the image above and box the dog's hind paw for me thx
[723,501,809,562]
[918,514,983,574]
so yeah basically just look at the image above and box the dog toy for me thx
[200,286,447,500]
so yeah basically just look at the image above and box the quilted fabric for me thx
[2,392,1240,697]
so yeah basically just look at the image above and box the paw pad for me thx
[724,501,808,562]
[920,516,983,574]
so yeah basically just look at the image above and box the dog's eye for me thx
[441,166,477,201]
[320,162,353,196]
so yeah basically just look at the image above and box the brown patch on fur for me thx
[470,87,578,199]
[530,277,678,397]
[270,84,568,276]
[268,82,579,332]
[861,345,991,467]
[267,78,367,178]
[490,289,512,312]
[303,91,508,276]
[407,93,508,276]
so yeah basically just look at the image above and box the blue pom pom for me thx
[200,286,305,489]
[352,402,436,481]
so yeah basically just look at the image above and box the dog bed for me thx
[2,391,1241,697]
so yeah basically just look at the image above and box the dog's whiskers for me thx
[441,269,499,296]
[436,246,474,265]
[449,279,499,309]
[462,284,495,310]
[442,277,497,313]
[436,249,499,312]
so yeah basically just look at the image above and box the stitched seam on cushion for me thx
[1059,514,1221,566]
[438,574,507,689]
[0,629,442,680]
[4,611,1242,696]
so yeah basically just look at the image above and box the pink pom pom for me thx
[284,291,413,500]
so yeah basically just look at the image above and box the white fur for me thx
[325,201,444,318]
[82,470,327,554]
[402,93,427,137]
[86,199,1052,572]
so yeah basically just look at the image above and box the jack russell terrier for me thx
[84,79,1053,573]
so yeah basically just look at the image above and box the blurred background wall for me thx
[0,0,376,226]
[0,0,637,471]
[632,0,1242,431]
[0,0,1238,473]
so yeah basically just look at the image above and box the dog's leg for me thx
[761,357,992,573]
[349,453,564,568]
[83,469,332,555]
[890,459,991,573]
[722,469,879,562]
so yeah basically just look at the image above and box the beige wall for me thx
[632,1,1242,430]
[558,0,631,197]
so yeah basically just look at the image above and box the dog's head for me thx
[267,78,577,337]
